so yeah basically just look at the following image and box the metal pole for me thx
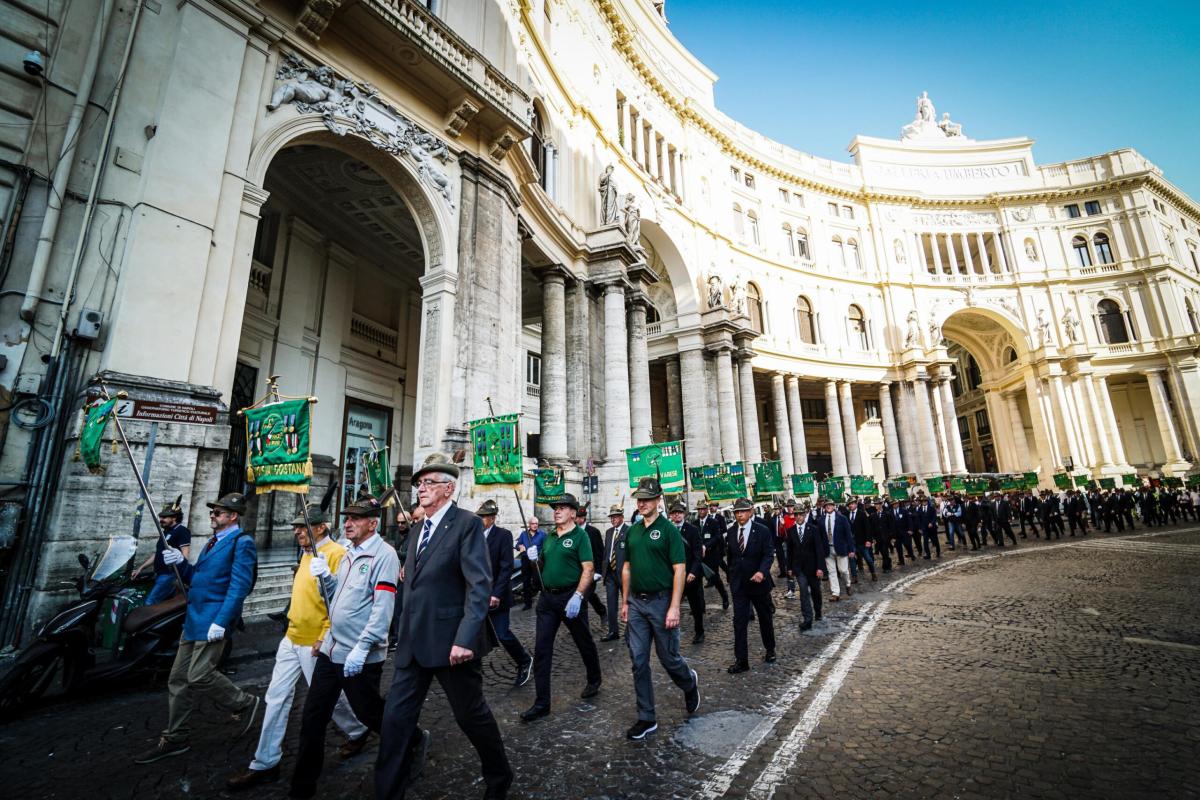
[485,396,541,584]
[130,421,157,539]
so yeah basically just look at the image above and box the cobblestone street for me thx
[3,524,1198,799]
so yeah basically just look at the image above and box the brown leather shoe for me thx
[339,732,371,760]
[226,765,280,791]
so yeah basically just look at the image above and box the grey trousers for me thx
[626,593,695,723]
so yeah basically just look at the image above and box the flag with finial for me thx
[77,397,118,474]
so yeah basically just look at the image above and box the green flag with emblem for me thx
[626,441,686,491]
[925,476,947,493]
[753,461,785,493]
[689,466,708,494]
[361,447,390,497]
[1053,473,1071,490]
[469,414,522,485]
[705,463,747,501]
[77,397,118,474]
[850,475,877,495]
[534,467,564,504]
[887,479,910,500]
[820,477,846,502]
[1121,473,1140,486]
[243,398,313,494]
[791,472,816,495]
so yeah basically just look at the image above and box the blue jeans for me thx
[945,519,963,547]
[626,593,695,722]
[144,573,178,606]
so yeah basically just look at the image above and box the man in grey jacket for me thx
[288,496,401,799]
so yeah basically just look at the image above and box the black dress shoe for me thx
[513,659,532,687]
[580,681,601,699]
[227,765,280,791]
[727,661,750,674]
[599,633,620,642]
[519,706,550,722]
[800,621,813,631]
[763,652,776,663]
[692,634,705,645]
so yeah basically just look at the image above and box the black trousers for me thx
[893,532,916,564]
[520,556,541,607]
[533,588,601,709]
[1067,514,1085,536]
[1044,515,1064,539]
[587,586,607,620]
[799,569,822,621]
[1020,513,1040,537]
[920,526,941,558]
[996,520,1017,546]
[964,523,981,549]
[292,654,385,794]
[375,657,512,800]
[683,576,705,636]
[1122,510,1136,529]
[703,555,730,606]
[732,591,775,664]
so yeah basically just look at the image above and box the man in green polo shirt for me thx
[620,477,701,741]
[519,494,602,723]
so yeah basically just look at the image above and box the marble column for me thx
[838,382,862,474]
[679,348,711,466]
[1079,374,1114,467]
[665,356,683,441]
[589,290,606,457]
[738,358,763,463]
[1047,375,1078,468]
[785,376,809,473]
[715,350,741,463]
[825,380,848,475]
[705,356,723,459]
[937,378,967,473]
[1023,372,1058,471]
[731,360,744,440]
[1145,369,1189,469]
[895,381,918,473]
[540,272,568,461]
[771,374,795,475]
[912,377,941,473]
[603,283,631,459]
[1004,393,1032,468]
[565,279,591,461]
[627,296,652,446]
[1095,376,1129,466]
[929,381,952,472]
[878,381,904,475]
[1067,377,1098,469]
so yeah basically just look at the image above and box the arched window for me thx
[1097,299,1130,344]
[966,355,982,390]
[796,228,810,259]
[530,104,547,182]
[1093,232,1114,264]
[1004,346,1018,364]
[1186,297,1199,334]
[795,295,816,344]
[847,239,861,270]
[645,303,661,324]
[783,224,794,257]
[831,236,846,270]
[747,210,760,245]
[733,204,744,241]
[1072,235,1092,268]
[847,304,868,349]
[746,282,764,332]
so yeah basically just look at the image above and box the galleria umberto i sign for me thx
[0,0,1197,638]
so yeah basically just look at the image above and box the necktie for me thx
[416,519,433,564]
[204,535,218,553]
[739,525,747,552]
[609,529,618,572]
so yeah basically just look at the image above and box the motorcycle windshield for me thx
[91,536,138,582]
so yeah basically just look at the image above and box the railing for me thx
[249,262,271,295]
[1077,263,1121,276]
[1104,343,1136,354]
[350,313,399,351]
[526,384,541,398]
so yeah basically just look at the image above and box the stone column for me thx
[1079,374,1114,467]
[589,290,606,457]
[929,381,952,472]
[539,272,568,461]
[1026,374,1060,468]
[878,381,904,475]
[785,376,809,473]
[731,359,744,438]
[976,232,991,274]
[665,357,683,441]
[679,347,711,465]
[715,350,741,462]
[1145,369,1189,470]
[627,295,652,446]
[824,380,848,475]
[603,283,631,459]
[838,382,862,474]
[565,279,591,461]
[1047,375,1078,468]
[912,377,941,473]
[771,374,795,475]
[1004,393,1032,468]
[739,358,762,463]
[706,356,723,459]
[931,234,945,274]
[1066,377,1097,469]
[937,378,967,473]
[1095,375,1129,466]
[896,381,918,473]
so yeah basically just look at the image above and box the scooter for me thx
[0,535,186,718]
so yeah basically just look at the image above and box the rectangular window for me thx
[526,352,541,386]
[974,409,991,436]
[800,398,827,421]
[744,173,756,189]
[794,193,805,207]
[730,166,740,181]
[779,188,790,203]
[827,202,839,217]
[958,416,970,439]
[842,205,854,219]
[252,210,279,266]
[863,399,880,420]
[1085,200,1102,216]
[1065,204,1081,218]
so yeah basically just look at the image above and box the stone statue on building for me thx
[904,309,923,348]
[938,112,963,137]
[1036,308,1053,347]
[729,278,746,316]
[599,165,619,225]
[894,239,907,263]
[621,193,643,252]
[1062,307,1081,343]
[1025,239,1039,262]
[917,91,935,123]
[706,273,724,309]
[928,317,943,346]
[902,91,970,141]
[267,63,345,112]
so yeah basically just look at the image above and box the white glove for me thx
[207,623,225,642]
[526,545,539,561]
[594,573,601,582]
[309,553,331,578]
[162,546,184,566]
[565,592,583,619]
[343,643,369,677]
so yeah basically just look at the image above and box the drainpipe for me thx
[19,0,116,322]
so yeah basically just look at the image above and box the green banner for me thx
[1187,474,1200,488]
[966,478,991,496]
[1073,473,1091,487]
[820,478,846,503]
[1053,472,1071,490]
[948,476,966,493]
[705,463,748,502]
[469,414,522,485]
[999,475,1020,491]
[849,475,877,495]
[362,447,390,496]
[791,472,816,495]
[1099,477,1116,489]
[534,467,564,504]
[688,466,708,494]
[244,398,312,494]
[78,398,117,474]
[1164,476,1184,488]
[887,480,910,500]
[1121,473,1140,486]
[753,461,785,493]
[925,476,948,493]
[1022,472,1040,490]
[626,441,686,491]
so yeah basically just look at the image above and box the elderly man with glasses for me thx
[376,453,513,800]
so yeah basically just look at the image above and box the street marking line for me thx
[747,599,891,800]
[1122,636,1200,653]
[696,603,874,800]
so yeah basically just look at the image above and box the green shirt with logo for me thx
[540,524,593,589]
[624,514,685,594]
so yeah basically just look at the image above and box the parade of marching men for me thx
[1,0,1199,797]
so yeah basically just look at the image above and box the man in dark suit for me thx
[668,500,706,644]
[846,498,876,582]
[1020,491,1042,539]
[785,502,826,630]
[912,494,940,559]
[726,497,776,673]
[599,505,628,642]
[1041,490,1065,539]
[882,499,914,567]
[993,493,1018,545]
[1065,490,1087,536]
[962,496,982,550]
[376,455,512,800]
[477,500,531,688]
[698,500,730,610]
[576,504,608,625]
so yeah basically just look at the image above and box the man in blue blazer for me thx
[819,498,855,600]
[477,499,532,687]
[134,492,260,764]
[725,497,776,673]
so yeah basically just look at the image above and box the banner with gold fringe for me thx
[243,398,313,494]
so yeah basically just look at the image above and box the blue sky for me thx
[667,1,1200,199]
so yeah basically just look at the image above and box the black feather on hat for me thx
[160,494,184,519]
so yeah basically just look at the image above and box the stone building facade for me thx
[1,0,1197,639]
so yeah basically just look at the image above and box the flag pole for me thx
[485,395,541,586]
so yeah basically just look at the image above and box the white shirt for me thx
[483,524,494,540]
[417,501,453,553]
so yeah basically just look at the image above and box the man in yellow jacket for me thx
[225,505,369,790]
